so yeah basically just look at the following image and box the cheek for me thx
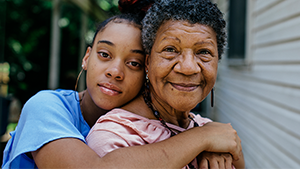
[204,60,218,81]
[201,62,218,99]
[148,57,173,81]
[129,72,145,91]
[87,58,97,73]
[86,63,98,79]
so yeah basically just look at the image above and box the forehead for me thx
[95,22,141,42]
[156,20,217,42]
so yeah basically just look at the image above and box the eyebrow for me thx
[97,40,115,46]
[162,37,181,43]
[131,49,145,55]
[195,41,216,47]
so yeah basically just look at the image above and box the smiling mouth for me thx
[170,83,199,92]
[98,83,122,96]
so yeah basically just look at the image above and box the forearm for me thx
[103,128,207,168]
[105,122,243,168]
[33,122,241,168]
[33,127,207,168]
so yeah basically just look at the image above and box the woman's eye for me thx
[127,61,142,69]
[196,49,214,62]
[197,50,210,55]
[129,62,140,67]
[98,52,111,59]
[163,47,176,53]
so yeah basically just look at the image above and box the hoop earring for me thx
[75,68,84,91]
[211,88,214,107]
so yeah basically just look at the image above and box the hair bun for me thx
[118,0,154,14]
[118,0,138,13]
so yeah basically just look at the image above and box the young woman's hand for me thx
[201,122,242,161]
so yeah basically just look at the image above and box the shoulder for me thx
[19,89,87,131]
[22,89,79,117]
[190,112,213,127]
[88,109,171,144]
[17,89,85,135]
[26,89,78,106]
[95,109,165,132]
[2,89,88,168]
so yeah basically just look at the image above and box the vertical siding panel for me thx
[212,0,300,168]
[253,0,281,14]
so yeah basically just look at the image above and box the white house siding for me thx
[210,0,300,168]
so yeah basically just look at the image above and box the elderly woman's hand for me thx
[198,152,233,169]
[201,122,242,161]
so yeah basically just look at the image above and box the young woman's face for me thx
[146,20,219,111]
[83,22,145,110]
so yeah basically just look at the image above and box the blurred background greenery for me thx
[0,0,119,105]
[0,0,121,162]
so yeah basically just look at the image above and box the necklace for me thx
[142,87,199,131]
[142,85,176,136]
[142,89,198,169]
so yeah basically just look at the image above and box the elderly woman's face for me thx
[146,20,218,111]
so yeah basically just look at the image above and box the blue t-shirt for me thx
[2,89,90,168]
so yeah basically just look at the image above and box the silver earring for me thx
[146,70,149,80]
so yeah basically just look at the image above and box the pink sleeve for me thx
[86,129,129,157]
[86,108,180,159]
[192,113,213,126]
[86,109,171,157]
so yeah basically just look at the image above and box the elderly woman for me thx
[87,0,245,168]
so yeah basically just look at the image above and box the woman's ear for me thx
[82,47,91,70]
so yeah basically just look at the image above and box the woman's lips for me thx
[170,83,199,92]
[98,83,122,96]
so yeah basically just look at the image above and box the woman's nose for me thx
[105,60,124,80]
[174,51,201,75]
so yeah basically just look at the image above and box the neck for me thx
[79,90,108,127]
[122,95,156,120]
[152,96,190,129]
[121,89,191,129]
[148,87,190,129]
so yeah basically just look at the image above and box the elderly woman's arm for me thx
[233,152,245,169]
[32,122,241,168]
[199,151,245,169]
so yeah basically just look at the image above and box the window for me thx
[227,0,247,65]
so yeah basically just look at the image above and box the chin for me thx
[97,103,116,111]
[171,102,199,112]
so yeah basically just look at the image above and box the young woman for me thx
[2,0,242,168]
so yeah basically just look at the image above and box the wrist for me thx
[186,126,210,152]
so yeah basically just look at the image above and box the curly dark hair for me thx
[142,0,227,59]
[91,0,155,46]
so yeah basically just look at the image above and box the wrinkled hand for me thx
[201,122,242,161]
[198,152,233,169]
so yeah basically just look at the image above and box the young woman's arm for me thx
[32,122,242,168]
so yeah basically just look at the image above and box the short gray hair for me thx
[142,0,227,59]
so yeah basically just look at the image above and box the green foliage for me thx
[3,0,115,104]
[3,0,52,104]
